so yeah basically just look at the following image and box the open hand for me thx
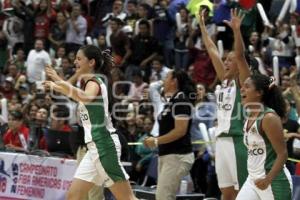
[223,8,245,31]
[197,9,207,30]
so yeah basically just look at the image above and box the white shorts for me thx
[236,172,292,200]
[215,137,247,190]
[74,138,129,187]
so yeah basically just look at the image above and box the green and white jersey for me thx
[215,79,244,137]
[243,108,289,181]
[78,76,116,144]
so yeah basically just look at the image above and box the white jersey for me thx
[215,79,242,137]
[243,109,290,181]
[78,76,115,143]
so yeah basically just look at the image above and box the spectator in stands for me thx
[35,107,49,128]
[152,0,175,67]
[13,48,26,73]
[134,3,150,35]
[109,17,132,67]
[23,103,39,126]
[135,116,155,184]
[3,111,29,152]
[26,39,51,83]
[48,11,67,50]
[124,0,139,31]
[51,45,67,68]
[65,3,87,53]
[283,98,300,174]
[281,70,299,121]
[34,0,56,49]
[127,69,148,102]
[262,23,295,68]
[0,76,15,100]
[123,112,138,143]
[0,31,9,72]
[97,34,108,51]
[49,105,72,132]
[190,83,216,193]
[188,7,216,88]
[149,55,170,82]
[174,6,190,69]
[101,0,127,46]
[127,19,159,81]
[55,0,72,13]
[144,69,196,200]
[2,11,24,53]
[248,31,262,57]
[111,67,127,100]
[190,83,216,153]
[27,107,49,150]
[60,56,75,80]
[6,63,21,82]
[13,0,35,54]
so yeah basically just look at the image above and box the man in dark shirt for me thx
[126,19,159,82]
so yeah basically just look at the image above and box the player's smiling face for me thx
[74,50,92,73]
[241,77,262,106]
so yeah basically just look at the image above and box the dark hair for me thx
[250,73,286,118]
[110,17,124,26]
[138,19,150,29]
[127,0,137,6]
[139,3,149,11]
[152,55,164,64]
[131,68,143,78]
[53,105,69,118]
[178,4,189,13]
[79,45,114,111]
[171,70,197,104]
[245,53,259,74]
[10,111,23,120]
[79,45,113,76]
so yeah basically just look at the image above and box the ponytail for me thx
[251,74,286,118]
[79,45,115,112]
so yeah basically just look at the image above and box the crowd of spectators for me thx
[1,0,300,198]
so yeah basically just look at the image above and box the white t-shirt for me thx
[26,49,51,83]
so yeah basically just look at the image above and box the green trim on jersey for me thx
[219,80,244,137]
[233,136,248,187]
[83,76,106,142]
[84,76,126,182]
[94,136,126,182]
[256,108,289,180]
[271,179,292,200]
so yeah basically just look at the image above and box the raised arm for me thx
[198,10,225,81]
[224,9,250,85]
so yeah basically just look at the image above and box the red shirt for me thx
[3,124,29,148]
[190,48,216,86]
[34,10,56,39]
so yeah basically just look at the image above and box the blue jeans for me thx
[175,51,189,70]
